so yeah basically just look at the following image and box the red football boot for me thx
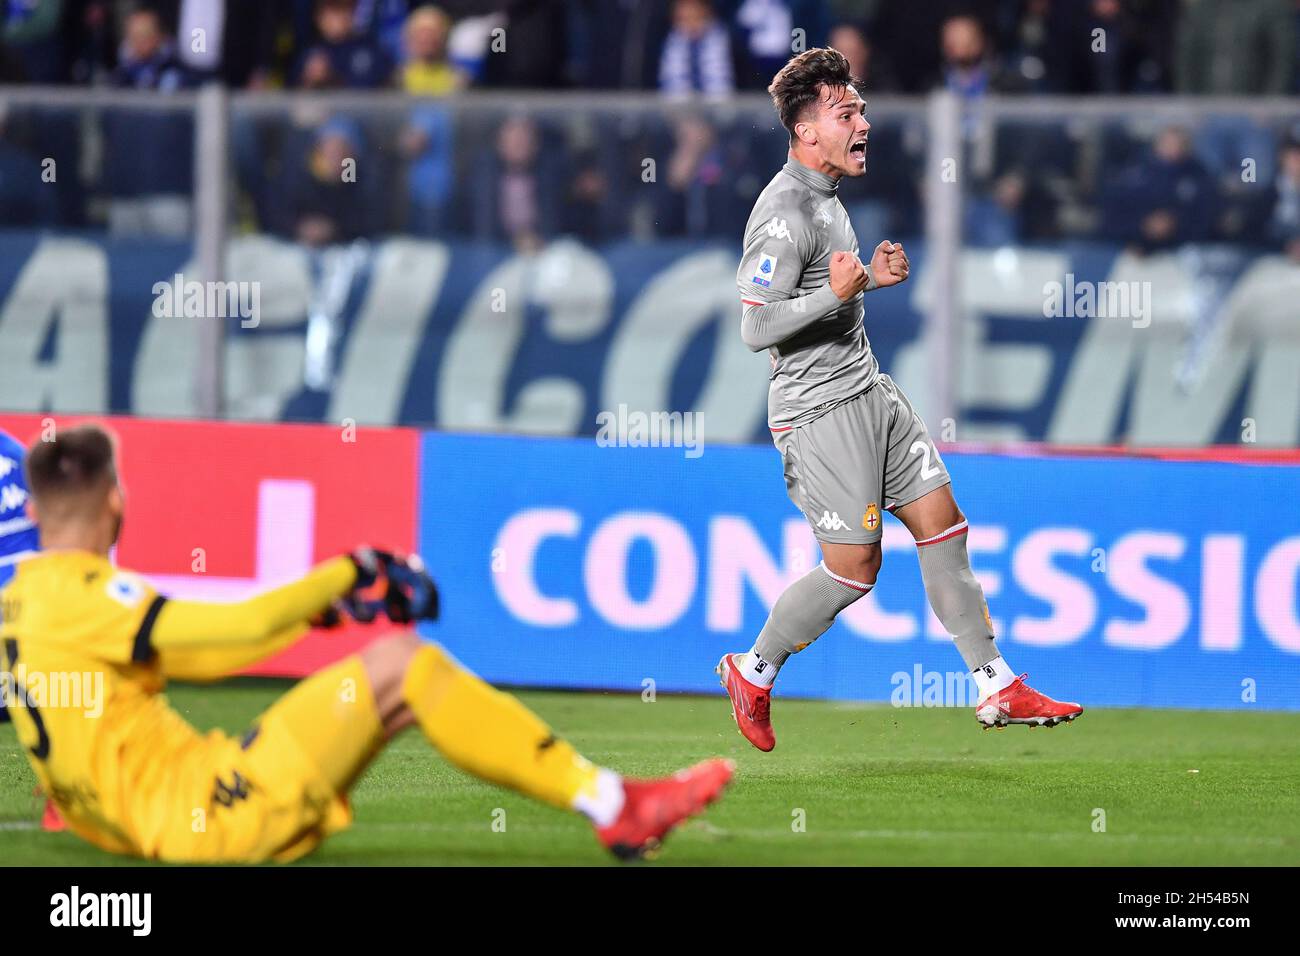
[41,798,66,832]
[594,758,734,861]
[716,653,776,752]
[976,673,1083,729]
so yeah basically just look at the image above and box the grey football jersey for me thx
[736,160,880,430]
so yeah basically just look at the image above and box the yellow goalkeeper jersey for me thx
[0,549,356,858]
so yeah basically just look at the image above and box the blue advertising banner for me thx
[417,432,1300,710]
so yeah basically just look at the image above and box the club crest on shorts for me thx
[862,502,881,532]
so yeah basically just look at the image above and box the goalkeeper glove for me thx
[344,547,440,624]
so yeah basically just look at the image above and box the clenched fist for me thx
[869,240,910,288]
[829,250,871,301]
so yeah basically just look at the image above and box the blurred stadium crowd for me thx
[0,0,1297,257]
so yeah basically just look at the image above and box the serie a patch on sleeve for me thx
[752,251,778,287]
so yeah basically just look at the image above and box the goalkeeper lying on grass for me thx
[0,423,732,862]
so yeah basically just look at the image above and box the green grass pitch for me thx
[3,680,1298,866]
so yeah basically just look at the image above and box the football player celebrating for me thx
[719,48,1082,750]
[0,424,731,862]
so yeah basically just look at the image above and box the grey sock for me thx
[916,527,1000,670]
[753,563,870,666]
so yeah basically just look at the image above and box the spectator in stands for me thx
[653,112,739,237]
[1103,126,1216,251]
[658,0,737,97]
[562,148,625,243]
[469,115,559,251]
[399,5,460,236]
[399,4,464,94]
[1267,136,1300,257]
[112,6,190,90]
[293,0,393,89]
[103,8,194,237]
[827,21,896,93]
[938,13,1023,100]
[965,170,1028,247]
[283,117,375,246]
[1175,0,1294,95]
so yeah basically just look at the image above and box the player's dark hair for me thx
[26,424,118,503]
[768,47,859,138]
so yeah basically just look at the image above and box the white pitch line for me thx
[342,820,1290,847]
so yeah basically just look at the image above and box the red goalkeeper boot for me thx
[595,758,734,861]
[977,673,1083,729]
[41,798,66,832]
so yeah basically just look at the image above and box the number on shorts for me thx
[909,440,942,480]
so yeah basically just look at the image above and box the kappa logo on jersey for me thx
[764,217,795,243]
[815,511,850,531]
[0,455,17,480]
[752,252,779,287]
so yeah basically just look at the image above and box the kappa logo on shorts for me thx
[862,502,881,532]
[815,511,850,531]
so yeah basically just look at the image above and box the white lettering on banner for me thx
[1103,532,1190,650]
[439,240,614,435]
[839,524,920,641]
[706,516,811,632]
[1201,535,1245,652]
[0,239,109,412]
[488,509,1300,652]
[492,509,581,627]
[4,237,1297,445]
[1010,528,1096,645]
[603,250,767,444]
[133,239,315,419]
[1256,537,1300,653]
[584,513,696,629]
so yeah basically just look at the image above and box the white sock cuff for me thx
[572,767,625,828]
[972,655,1017,698]
[819,561,874,592]
[915,520,968,547]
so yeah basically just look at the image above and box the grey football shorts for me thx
[772,374,952,545]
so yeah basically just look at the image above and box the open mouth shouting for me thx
[849,136,868,166]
